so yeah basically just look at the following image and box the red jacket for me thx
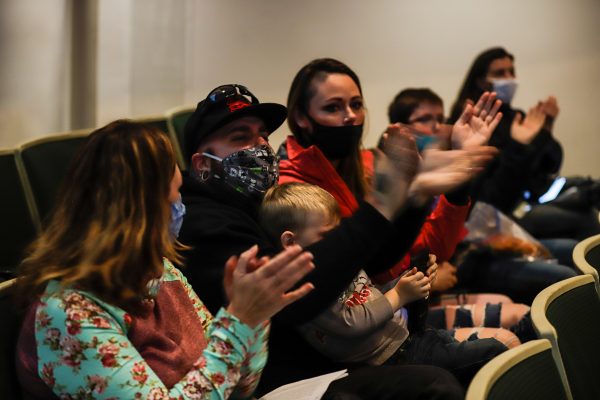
[279,136,469,283]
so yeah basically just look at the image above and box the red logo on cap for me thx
[227,99,251,113]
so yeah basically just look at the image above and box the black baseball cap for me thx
[183,84,287,160]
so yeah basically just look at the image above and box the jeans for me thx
[456,254,577,305]
[385,329,507,387]
[539,238,578,267]
[520,203,600,241]
[322,364,464,400]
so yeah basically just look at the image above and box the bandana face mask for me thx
[202,145,279,198]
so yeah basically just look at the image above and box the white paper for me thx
[259,369,349,400]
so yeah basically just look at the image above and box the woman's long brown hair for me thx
[16,120,185,310]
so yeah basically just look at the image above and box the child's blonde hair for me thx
[260,182,341,245]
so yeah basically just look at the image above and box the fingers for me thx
[457,103,474,125]
[413,271,426,281]
[489,97,502,115]
[472,92,489,117]
[259,247,315,294]
[236,245,260,274]
[248,255,270,272]
[487,111,503,134]
[275,253,315,294]
[486,100,502,124]
[478,92,496,121]
[427,253,437,266]
[472,145,499,157]
[511,112,523,127]
[223,255,238,300]
[426,262,438,277]
[466,147,498,169]
[256,245,304,278]
[280,282,315,307]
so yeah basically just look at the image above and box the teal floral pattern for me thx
[33,259,268,399]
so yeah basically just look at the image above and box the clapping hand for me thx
[452,92,503,150]
[511,102,546,145]
[368,125,420,219]
[541,96,559,119]
[410,145,497,197]
[224,245,315,327]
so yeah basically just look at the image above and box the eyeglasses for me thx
[207,84,259,105]
[408,114,444,126]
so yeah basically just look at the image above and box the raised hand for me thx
[409,146,498,197]
[452,92,503,150]
[541,96,559,119]
[367,124,420,219]
[511,103,546,145]
[541,96,559,131]
[224,244,315,327]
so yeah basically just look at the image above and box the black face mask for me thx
[303,116,363,160]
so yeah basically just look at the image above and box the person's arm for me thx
[470,138,535,213]
[307,284,396,338]
[170,261,269,398]
[277,200,426,325]
[35,289,264,399]
[181,194,425,327]
[409,194,469,261]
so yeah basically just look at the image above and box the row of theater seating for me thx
[466,234,600,400]
[3,105,600,398]
[2,234,600,398]
[0,107,194,275]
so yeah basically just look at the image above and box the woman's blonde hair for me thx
[260,182,341,245]
[16,120,185,310]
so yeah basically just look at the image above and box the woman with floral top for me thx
[14,120,315,399]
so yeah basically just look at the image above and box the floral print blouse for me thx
[16,259,269,399]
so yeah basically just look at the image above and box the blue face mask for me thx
[170,194,186,239]
[414,134,438,152]
[490,78,518,104]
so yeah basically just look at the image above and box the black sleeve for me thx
[526,129,563,199]
[361,200,431,276]
[275,201,429,325]
[470,138,533,213]
[444,182,471,206]
[182,196,427,326]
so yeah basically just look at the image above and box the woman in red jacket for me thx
[279,58,531,340]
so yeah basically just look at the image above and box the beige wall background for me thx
[1,0,599,176]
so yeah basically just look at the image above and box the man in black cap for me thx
[181,84,290,312]
[179,84,465,399]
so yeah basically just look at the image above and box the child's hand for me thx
[425,254,438,283]
[385,268,431,310]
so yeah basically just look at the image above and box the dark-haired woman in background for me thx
[449,47,600,241]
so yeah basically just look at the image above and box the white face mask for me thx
[490,79,518,104]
